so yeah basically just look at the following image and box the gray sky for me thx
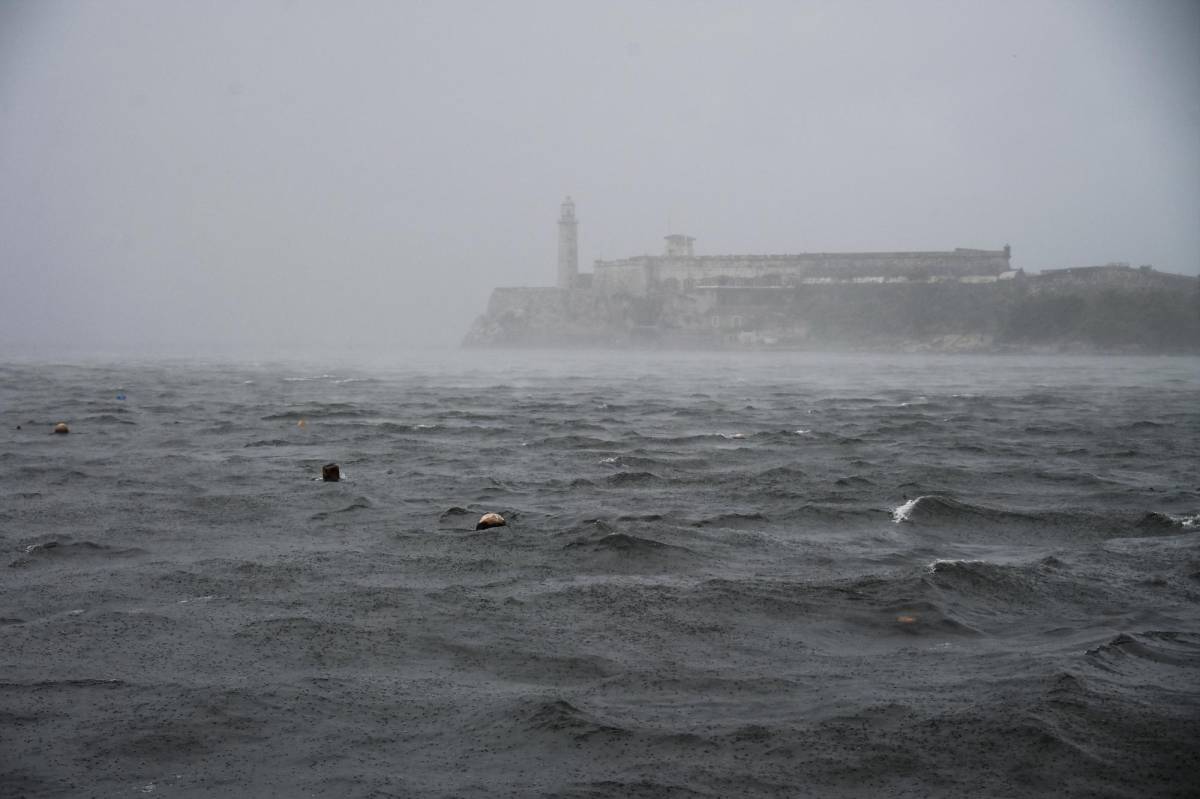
[2,0,1197,356]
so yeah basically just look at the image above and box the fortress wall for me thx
[486,287,565,316]
[594,250,1011,296]
[594,258,651,296]
[656,251,1010,283]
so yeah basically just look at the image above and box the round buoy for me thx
[476,512,506,530]
[53,422,69,435]
[321,463,340,482]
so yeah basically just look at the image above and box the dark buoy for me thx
[476,512,506,530]
[322,463,340,482]
[53,422,69,435]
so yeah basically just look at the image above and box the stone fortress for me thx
[559,197,1018,296]
[464,198,1199,352]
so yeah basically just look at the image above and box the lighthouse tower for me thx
[557,196,578,289]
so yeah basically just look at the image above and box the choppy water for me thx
[2,352,1198,798]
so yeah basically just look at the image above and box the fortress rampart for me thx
[591,247,1013,296]
[463,198,1199,352]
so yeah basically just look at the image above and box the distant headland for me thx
[464,198,1200,353]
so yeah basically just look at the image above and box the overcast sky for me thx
[1,0,1197,356]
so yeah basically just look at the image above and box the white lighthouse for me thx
[557,196,578,289]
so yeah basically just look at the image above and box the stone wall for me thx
[592,248,1012,297]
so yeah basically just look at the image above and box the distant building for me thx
[664,234,696,257]
[554,199,1012,297]
[463,198,1198,352]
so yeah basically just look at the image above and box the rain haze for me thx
[1,0,1198,357]
[4,5,1200,797]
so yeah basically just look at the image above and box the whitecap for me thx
[925,558,988,573]
[178,595,218,604]
[892,497,922,523]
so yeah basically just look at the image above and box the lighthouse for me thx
[557,196,578,289]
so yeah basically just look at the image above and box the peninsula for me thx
[464,198,1200,353]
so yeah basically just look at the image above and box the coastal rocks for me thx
[53,422,69,434]
[476,512,506,530]
[321,463,340,482]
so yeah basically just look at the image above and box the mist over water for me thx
[3,1,1200,795]
[2,352,1198,796]
[2,1,1199,356]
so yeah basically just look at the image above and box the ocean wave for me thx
[563,532,688,555]
[522,699,628,739]
[605,471,662,487]
[261,405,380,421]
[376,421,442,434]
[81,414,137,425]
[537,434,615,448]
[891,495,1035,526]
[1117,420,1168,431]
[921,558,1065,609]
[10,540,145,567]
[689,511,769,528]
[1137,511,1199,529]
[1086,631,1200,670]
[689,575,982,637]
[309,497,373,520]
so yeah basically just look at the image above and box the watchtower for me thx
[665,234,695,257]
[557,197,578,289]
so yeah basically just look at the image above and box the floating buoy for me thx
[321,463,340,482]
[476,512,506,530]
[53,422,69,435]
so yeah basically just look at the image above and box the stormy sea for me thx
[2,352,1198,798]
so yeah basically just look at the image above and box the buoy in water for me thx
[53,422,69,435]
[476,512,506,530]
[322,463,340,482]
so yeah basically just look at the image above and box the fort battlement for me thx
[463,199,1199,352]
[591,246,1013,296]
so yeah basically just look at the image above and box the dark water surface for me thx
[2,352,1198,797]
